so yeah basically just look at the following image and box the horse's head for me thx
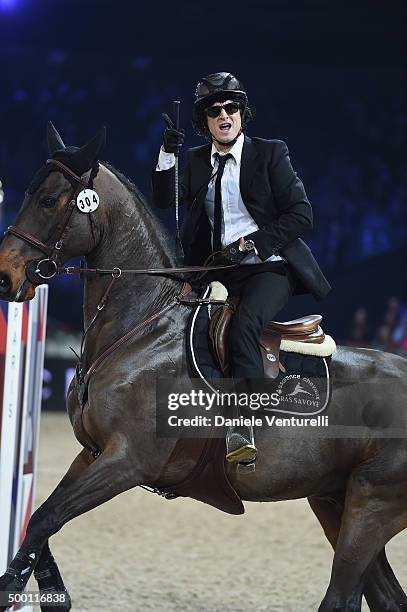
[0,122,106,301]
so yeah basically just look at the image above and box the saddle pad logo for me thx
[272,374,321,413]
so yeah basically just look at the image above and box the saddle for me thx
[208,292,328,379]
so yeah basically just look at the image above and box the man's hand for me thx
[162,112,185,153]
[163,128,185,153]
[238,237,246,252]
[214,237,251,265]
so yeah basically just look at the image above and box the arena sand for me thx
[28,413,407,612]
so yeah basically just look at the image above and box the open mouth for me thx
[219,122,232,133]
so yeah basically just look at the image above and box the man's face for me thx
[205,99,242,143]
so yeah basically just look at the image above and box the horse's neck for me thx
[82,171,180,364]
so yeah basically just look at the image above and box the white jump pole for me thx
[0,286,48,610]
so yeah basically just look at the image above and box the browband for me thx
[46,159,88,187]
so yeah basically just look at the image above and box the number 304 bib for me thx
[76,189,100,213]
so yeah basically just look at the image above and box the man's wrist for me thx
[243,232,261,256]
[238,237,256,252]
[156,147,176,171]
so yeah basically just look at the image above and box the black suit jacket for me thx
[151,136,331,301]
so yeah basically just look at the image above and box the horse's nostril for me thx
[0,272,12,294]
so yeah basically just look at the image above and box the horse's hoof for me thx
[0,573,25,611]
[40,589,72,612]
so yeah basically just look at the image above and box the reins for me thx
[58,261,238,277]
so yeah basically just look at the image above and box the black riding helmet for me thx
[192,72,254,137]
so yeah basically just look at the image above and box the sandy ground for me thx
[27,412,407,612]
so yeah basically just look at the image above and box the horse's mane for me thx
[102,161,177,262]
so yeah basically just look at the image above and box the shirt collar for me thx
[210,132,244,167]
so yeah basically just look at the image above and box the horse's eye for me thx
[42,197,57,208]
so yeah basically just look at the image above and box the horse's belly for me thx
[227,436,347,503]
[231,466,346,502]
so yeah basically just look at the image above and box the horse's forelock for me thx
[27,164,56,195]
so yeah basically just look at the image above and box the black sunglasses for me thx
[205,102,240,118]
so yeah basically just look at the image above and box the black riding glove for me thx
[215,239,250,265]
[162,112,185,153]
[163,127,185,153]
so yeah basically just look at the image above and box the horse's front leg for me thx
[32,448,94,611]
[33,541,71,612]
[0,434,143,611]
[0,449,91,610]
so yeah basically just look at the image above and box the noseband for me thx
[5,159,89,283]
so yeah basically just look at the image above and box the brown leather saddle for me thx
[209,296,325,379]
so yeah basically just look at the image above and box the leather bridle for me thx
[5,159,88,283]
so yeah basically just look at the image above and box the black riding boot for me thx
[225,378,257,466]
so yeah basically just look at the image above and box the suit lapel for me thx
[240,135,259,205]
[190,135,259,210]
[191,144,213,204]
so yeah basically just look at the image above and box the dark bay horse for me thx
[0,124,406,612]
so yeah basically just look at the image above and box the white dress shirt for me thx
[156,134,283,264]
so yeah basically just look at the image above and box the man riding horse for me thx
[151,71,331,465]
[0,109,406,612]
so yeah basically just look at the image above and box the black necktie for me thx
[213,153,232,253]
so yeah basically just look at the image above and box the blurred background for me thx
[0,0,406,409]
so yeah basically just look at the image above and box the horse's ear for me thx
[73,127,106,172]
[47,121,66,155]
